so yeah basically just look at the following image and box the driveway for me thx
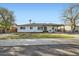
[0,39,79,56]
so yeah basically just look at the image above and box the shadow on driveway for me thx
[0,44,79,56]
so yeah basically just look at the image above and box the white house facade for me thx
[16,23,64,32]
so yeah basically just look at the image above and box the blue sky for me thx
[0,3,69,25]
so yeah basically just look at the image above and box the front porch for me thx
[43,25,65,33]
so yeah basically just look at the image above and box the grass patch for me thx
[30,34,74,39]
[1,33,75,39]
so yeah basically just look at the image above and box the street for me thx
[0,39,79,56]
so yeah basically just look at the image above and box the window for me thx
[38,26,43,30]
[20,26,25,29]
[52,27,54,29]
[30,26,33,29]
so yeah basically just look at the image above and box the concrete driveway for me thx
[0,39,79,56]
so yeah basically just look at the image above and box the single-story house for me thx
[16,23,65,32]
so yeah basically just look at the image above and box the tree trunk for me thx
[70,18,76,33]
[72,20,76,33]
[71,25,76,33]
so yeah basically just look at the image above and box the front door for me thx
[43,26,47,32]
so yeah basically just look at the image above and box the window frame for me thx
[38,26,43,30]
[20,26,25,30]
[30,26,33,30]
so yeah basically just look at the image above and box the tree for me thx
[62,4,79,32]
[0,7,15,33]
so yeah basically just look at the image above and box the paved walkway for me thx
[0,39,79,56]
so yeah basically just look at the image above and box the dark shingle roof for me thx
[17,23,64,26]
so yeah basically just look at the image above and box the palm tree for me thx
[29,19,32,24]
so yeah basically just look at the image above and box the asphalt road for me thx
[0,39,79,56]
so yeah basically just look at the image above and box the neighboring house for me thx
[64,25,79,32]
[16,23,64,32]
